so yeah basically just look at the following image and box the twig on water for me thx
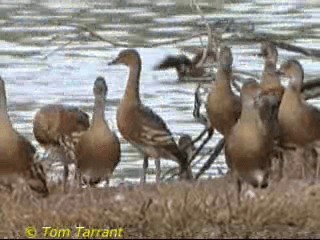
[42,40,74,60]
[190,147,214,169]
[44,19,320,61]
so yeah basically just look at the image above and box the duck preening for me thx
[75,77,121,187]
[154,26,217,81]
[33,104,90,190]
[0,77,48,197]
[109,49,193,183]
[153,49,216,81]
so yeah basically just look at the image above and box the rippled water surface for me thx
[1,0,320,184]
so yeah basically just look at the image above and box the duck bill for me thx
[250,52,264,57]
[275,70,285,76]
[108,57,120,65]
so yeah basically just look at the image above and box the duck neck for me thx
[124,62,141,104]
[0,89,11,128]
[92,96,107,128]
[264,61,276,73]
[289,73,303,92]
[215,67,233,92]
[240,99,259,122]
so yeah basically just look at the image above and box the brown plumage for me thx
[178,134,196,176]
[178,134,196,162]
[277,59,320,178]
[33,104,90,190]
[76,77,121,187]
[258,42,284,140]
[207,46,241,137]
[189,46,241,167]
[109,49,192,183]
[259,42,284,100]
[225,79,275,204]
[0,77,48,196]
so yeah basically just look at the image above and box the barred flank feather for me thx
[25,161,49,197]
[140,126,175,146]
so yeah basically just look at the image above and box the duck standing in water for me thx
[0,77,48,196]
[109,49,192,183]
[76,77,121,187]
[225,80,276,204]
[277,59,320,179]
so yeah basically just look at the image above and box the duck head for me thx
[258,41,278,65]
[94,76,108,99]
[218,45,233,69]
[277,59,304,91]
[108,49,141,67]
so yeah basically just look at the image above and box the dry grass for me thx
[1,175,320,239]
[1,149,320,239]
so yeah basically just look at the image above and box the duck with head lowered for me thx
[33,103,89,191]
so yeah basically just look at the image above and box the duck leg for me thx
[155,158,161,184]
[301,148,314,179]
[236,178,242,206]
[63,163,69,192]
[75,167,82,188]
[316,158,320,179]
[312,142,320,180]
[105,177,110,187]
[278,150,284,180]
[140,156,149,184]
[310,147,319,179]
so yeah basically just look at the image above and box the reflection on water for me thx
[0,0,320,184]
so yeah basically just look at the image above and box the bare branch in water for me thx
[302,77,320,100]
[272,41,320,58]
[195,138,225,179]
[69,23,207,48]
[45,20,320,61]
[42,40,73,60]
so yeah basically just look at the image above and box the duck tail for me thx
[153,55,192,71]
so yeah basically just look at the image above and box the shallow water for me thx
[0,0,320,185]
